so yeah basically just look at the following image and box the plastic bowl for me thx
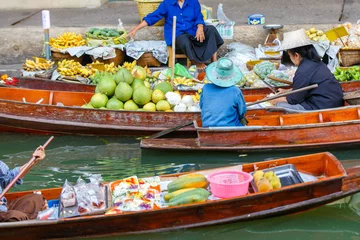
[207,170,253,198]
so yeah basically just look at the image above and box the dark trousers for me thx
[176,25,224,63]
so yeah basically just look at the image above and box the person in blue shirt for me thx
[0,146,47,222]
[271,29,344,110]
[200,58,247,127]
[128,0,224,71]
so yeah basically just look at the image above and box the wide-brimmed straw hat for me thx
[280,29,316,51]
[206,58,243,88]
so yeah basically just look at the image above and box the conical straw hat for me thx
[280,29,316,51]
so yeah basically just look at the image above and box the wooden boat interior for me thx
[195,105,360,128]
[0,87,264,108]
[5,152,347,210]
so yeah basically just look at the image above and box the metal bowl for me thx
[263,24,284,30]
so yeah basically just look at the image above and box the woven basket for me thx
[246,60,280,71]
[339,48,360,67]
[51,49,84,64]
[137,52,161,67]
[90,49,125,66]
[136,0,164,26]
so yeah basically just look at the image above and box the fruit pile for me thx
[164,173,210,206]
[305,28,328,42]
[253,170,282,192]
[57,60,96,78]
[86,28,128,45]
[173,76,196,87]
[23,57,54,71]
[334,66,360,81]
[50,32,86,50]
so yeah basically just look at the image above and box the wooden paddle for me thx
[139,84,318,139]
[0,136,54,200]
[267,75,293,85]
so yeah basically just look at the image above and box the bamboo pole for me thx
[171,16,177,85]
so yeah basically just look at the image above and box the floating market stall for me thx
[1,152,360,239]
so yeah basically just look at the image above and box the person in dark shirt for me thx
[271,29,344,110]
[127,0,224,71]
[200,58,247,127]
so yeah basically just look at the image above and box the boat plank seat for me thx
[167,46,217,68]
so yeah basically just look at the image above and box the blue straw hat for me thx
[206,58,243,87]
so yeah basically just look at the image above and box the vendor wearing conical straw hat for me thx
[200,58,247,127]
[271,29,343,110]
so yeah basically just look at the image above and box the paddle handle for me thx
[267,75,293,85]
[0,136,54,199]
[246,84,318,107]
[171,16,177,85]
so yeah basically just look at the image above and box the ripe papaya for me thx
[163,188,196,202]
[167,173,209,193]
[168,188,210,206]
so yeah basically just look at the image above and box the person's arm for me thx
[286,70,312,104]
[128,1,167,39]
[18,146,45,179]
[194,1,205,42]
[0,161,22,189]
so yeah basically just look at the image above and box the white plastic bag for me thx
[217,4,232,24]
[117,19,125,32]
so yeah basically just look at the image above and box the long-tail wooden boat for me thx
[12,77,360,95]
[1,152,360,239]
[0,87,279,136]
[141,105,360,152]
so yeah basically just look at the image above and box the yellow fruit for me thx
[309,33,317,39]
[270,177,282,190]
[253,170,264,182]
[316,30,324,36]
[264,171,275,180]
[312,37,319,42]
[257,178,273,192]
[309,28,317,34]
[305,30,311,36]
[168,173,209,193]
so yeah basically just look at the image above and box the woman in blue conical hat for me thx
[200,58,247,127]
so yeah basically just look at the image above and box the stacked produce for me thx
[86,28,128,45]
[253,61,276,79]
[173,76,196,87]
[23,57,54,71]
[333,66,360,81]
[164,173,210,206]
[84,62,201,112]
[305,27,328,42]
[253,170,281,192]
[50,32,86,49]
[332,22,360,48]
[57,60,97,78]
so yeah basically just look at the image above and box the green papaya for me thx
[167,173,209,193]
[168,188,210,206]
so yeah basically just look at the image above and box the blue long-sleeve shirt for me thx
[200,84,247,127]
[286,58,344,110]
[0,161,23,212]
[143,0,205,46]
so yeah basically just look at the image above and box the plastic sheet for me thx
[126,40,168,64]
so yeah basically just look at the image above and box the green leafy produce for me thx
[254,61,276,79]
[333,66,360,82]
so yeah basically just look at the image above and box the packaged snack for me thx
[37,207,59,220]
[60,180,76,208]
[139,176,161,192]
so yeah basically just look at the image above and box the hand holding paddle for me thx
[0,136,54,200]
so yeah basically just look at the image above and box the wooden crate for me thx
[90,49,125,66]
[339,48,360,67]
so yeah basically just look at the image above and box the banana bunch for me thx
[50,32,86,50]
[144,66,152,76]
[122,60,137,71]
[174,76,196,87]
[104,62,118,74]
[57,59,83,77]
[80,67,98,78]
[23,57,54,71]
[113,35,128,45]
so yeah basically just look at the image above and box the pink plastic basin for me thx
[208,170,253,198]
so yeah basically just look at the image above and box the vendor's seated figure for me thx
[128,0,224,71]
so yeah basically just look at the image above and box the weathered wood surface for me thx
[0,152,359,240]
[16,77,360,95]
[141,106,360,151]
[0,87,280,136]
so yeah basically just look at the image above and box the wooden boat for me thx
[12,77,360,95]
[1,152,360,239]
[0,87,278,136]
[141,105,360,152]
